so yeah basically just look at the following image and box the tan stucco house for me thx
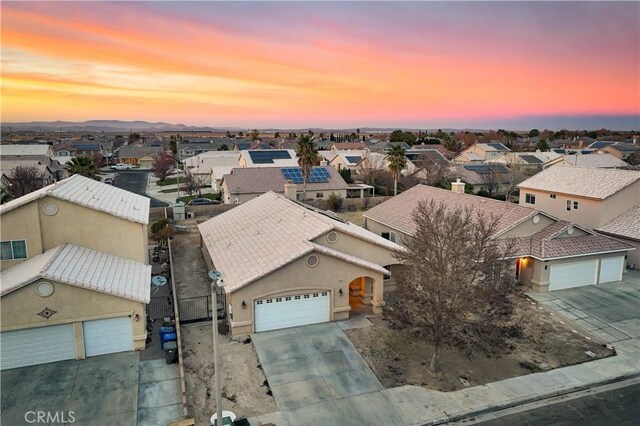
[364,184,633,293]
[453,142,510,164]
[198,191,403,336]
[0,174,151,369]
[518,167,640,268]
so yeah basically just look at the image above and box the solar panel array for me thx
[463,164,509,174]
[248,150,292,164]
[281,167,331,184]
[519,155,544,164]
[345,156,362,164]
[487,143,508,150]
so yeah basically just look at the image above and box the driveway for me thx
[112,170,169,207]
[1,352,182,425]
[251,322,403,426]
[529,270,640,344]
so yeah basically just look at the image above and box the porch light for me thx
[242,301,247,309]
[339,288,344,296]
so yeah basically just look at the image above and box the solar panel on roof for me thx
[487,143,507,150]
[463,165,509,174]
[281,167,330,183]
[75,144,99,150]
[345,156,362,164]
[248,150,292,164]
[519,155,544,164]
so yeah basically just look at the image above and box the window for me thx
[295,295,301,300]
[525,193,536,204]
[567,200,571,211]
[321,292,327,296]
[383,265,391,281]
[573,201,579,210]
[316,192,323,199]
[285,296,292,301]
[381,232,390,240]
[303,294,310,299]
[549,194,556,199]
[0,240,27,260]
[275,297,282,302]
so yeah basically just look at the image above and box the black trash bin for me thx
[164,340,178,364]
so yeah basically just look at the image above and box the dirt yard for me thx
[346,292,614,392]
[171,220,210,299]
[337,210,366,226]
[181,323,277,425]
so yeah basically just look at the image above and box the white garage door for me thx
[83,316,133,357]
[255,291,330,333]
[0,324,76,370]
[549,260,598,291]
[599,257,624,284]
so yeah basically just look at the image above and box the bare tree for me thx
[503,166,528,201]
[180,170,207,197]
[412,153,451,187]
[480,170,501,196]
[8,165,47,198]
[151,151,175,182]
[388,200,520,371]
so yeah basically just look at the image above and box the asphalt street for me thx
[111,170,169,207]
[475,382,640,426]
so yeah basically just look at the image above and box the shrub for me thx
[327,193,343,212]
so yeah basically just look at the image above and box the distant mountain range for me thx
[1,120,489,133]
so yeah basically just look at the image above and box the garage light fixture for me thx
[242,301,247,309]
[339,289,344,296]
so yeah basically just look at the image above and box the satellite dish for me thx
[151,276,168,287]
[208,270,221,280]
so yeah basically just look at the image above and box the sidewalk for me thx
[146,175,218,206]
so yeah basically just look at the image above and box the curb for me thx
[431,371,640,425]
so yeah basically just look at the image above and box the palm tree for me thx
[295,134,319,200]
[67,156,98,180]
[385,144,407,196]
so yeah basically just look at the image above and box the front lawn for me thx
[346,292,614,392]
[156,177,179,186]
[177,193,220,203]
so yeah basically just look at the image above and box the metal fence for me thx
[177,292,226,324]
[148,296,174,320]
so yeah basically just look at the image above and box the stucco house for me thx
[237,149,299,168]
[595,206,640,268]
[363,184,633,293]
[0,174,151,369]
[328,150,366,171]
[600,143,640,161]
[518,166,640,230]
[453,142,510,164]
[220,166,349,204]
[198,191,402,335]
[490,151,567,173]
[117,144,164,167]
[183,151,241,191]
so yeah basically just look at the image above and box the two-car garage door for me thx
[549,256,625,291]
[0,316,133,370]
[254,291,330,332]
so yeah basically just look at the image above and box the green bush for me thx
[327,193,343,212]
[150,218,169,237]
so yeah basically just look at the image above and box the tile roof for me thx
[0,244,151,302]
[517,166,640,200]
[477,142,510,152]
[363,184,538,237]
[562,153,628,168]
[0,174,150,224]
[198,192,403,293]
[222,166,348,194]
[332,142,366,150]
[117,144,164,159]
[239,149,298,167]
[596,206,640,242]
[606,143,640,153]
[0,144,54,157]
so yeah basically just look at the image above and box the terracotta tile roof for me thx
[518,165,640,200]
[198,192,403,293]
[221,166,349,194]
[596,206,640,242]
[1,244,151,302]
[363,184,538,237]
[0,174,150,224]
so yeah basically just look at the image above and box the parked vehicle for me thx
[187,198,220,206]
[111,163,133,170]
[103,177,114,185]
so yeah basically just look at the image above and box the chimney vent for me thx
[320,160,328,166]
[284,183,297,200]
[451,178,465,194]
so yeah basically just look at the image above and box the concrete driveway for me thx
[529,270,640,344]
[252,322,403,426]
[1,351,182,425]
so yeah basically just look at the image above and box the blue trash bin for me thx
[159,326,175,335]
[160,332,177,349]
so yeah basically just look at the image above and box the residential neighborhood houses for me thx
[0,127,639,426]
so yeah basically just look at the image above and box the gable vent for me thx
[326,231,339,244]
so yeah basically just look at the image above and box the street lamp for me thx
[208,270,226,426]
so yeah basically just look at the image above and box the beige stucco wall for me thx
[37,197,148,264]
[0,279,147,356]
[498,214,556,238]
[312,230,399,268]
[518,182,639,229]
[225,251,384,336]
[0,202,43,271]
[221,183,347,204]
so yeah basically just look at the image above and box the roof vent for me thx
[532,215,540,224]
[567,226,574,235]
[306,254,319,268]
[326,231,339,243]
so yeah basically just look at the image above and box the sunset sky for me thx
[2,1,639,130]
